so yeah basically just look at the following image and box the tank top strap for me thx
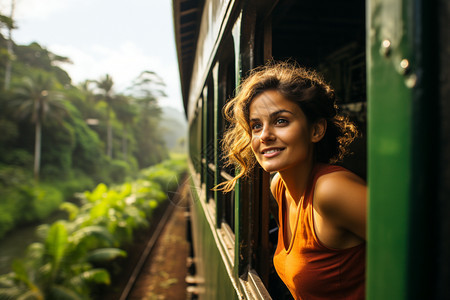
[312,164,348,180]
[303,164,350,207]
[273,173,286,204]
[273,164,347,202]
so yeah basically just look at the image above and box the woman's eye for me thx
[276,118,288,125]
[251,123,262,131]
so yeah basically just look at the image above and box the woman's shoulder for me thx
[314,163,351,177]
[314,165,365,200]
[313,165,367,239]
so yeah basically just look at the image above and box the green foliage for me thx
[108,159,132,183]
[141,154,188,193]
[86,248,127,264]
[159,106,187,152]
[0,117,19,144]
[8,70,70,180]
[0,208,14,240]
[0,36,170,185]
[10,71,68,126]
[53,170,95,199]
[0,166,31,237]
[66,104,104,179]
[0,148,33,167]
[0,165,96,239]
[13,42,72,85]
[133,117,168,168]
[0,33,173,246]
[0,157,187,299]
[27,183,64,221]
[78,181,159,244]
[40,121,76,178]
[0,167,64,237]
[0,220,121,299]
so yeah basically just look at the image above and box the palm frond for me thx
[49,285,84,300]
[85,248,127,264]
[80,268,111,285]
[16,289,44,300]
[70,226,115,247]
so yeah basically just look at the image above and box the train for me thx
[172,0,449,299]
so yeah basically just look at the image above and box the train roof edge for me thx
[172,0,205,117]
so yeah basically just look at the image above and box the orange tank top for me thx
[273,164,366,300]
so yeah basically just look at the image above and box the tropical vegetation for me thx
[0,156,188,299]
[0,6,189,298]
[0,11,186,241]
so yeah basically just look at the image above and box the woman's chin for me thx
[260,164,278,173]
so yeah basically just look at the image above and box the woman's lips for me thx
[261,148,285,158]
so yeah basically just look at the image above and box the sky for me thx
[0,0,184,111]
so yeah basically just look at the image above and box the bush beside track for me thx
[0,155,187,300]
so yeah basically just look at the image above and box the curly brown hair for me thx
[217,60,358,192]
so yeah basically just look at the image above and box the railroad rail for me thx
[99,176,189,300]
[118,201,177,300]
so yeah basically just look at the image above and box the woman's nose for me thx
[259,126,274,143]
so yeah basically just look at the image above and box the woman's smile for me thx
[261,147,285,157]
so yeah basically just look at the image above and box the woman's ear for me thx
[311,119,327,143]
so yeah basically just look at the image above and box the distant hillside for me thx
[160,106,187,152]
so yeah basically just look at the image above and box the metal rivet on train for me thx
[400,59,410,75]
[380,39,391,57]
[405,74,417,88]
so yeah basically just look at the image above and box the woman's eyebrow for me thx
[249,109,294,122]
[270,109,294,117]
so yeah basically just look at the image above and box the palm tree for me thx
[71,79,98,119]
[95,74,114,158]
[128,71,168,168]
[127,70,166,100]
[11,72,67,180]
[111,95,137,162]
[0,0,16,90]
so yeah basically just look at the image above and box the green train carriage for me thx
[172,0,449,298]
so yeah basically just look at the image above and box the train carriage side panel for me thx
[187,172,239,299]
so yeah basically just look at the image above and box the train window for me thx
[200,92,207,185]
[220,61,237,232]
[270,0,367,177]
[203,57,237,264]
[260,0,367,298]
[213,41,237,234]
[189,100,202,178]
[204,81,216,203]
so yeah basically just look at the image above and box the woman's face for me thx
[249,90,316,174]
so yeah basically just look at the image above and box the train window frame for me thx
[189,98,203,181]
[202,83,216,204]
[195,59,239,268]
[214,49,238,265]
[216,55,237,227]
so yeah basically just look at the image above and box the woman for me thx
[218,61,367,299]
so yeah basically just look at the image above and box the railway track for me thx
[118,200,177,300]
[100,178,190,300]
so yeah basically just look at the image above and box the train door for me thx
[367,0,445,298]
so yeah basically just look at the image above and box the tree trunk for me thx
[3,0,15,90]
[34,120,41,181]
[107,106,112,158]
[122,125,128,162]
